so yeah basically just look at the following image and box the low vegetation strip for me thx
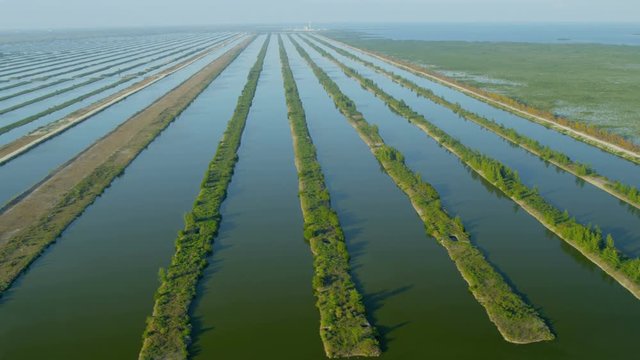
[0,35,243,165]
[290,36,555,344]
[138,36,268,360]
[324,36,640,165]
[301,37,640,300]
[0,37,255,299]
[308,36,640,210]
[279,37,381,358]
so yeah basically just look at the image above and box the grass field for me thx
[329,31,640,143]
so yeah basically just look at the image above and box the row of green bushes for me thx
[291,36,555,344]
[611,182,640,204]
[301,37,640,293]
[309,36,640,210]
[279,37,381,358]
[138,36,268,360]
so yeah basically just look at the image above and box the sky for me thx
[0,0,639,30]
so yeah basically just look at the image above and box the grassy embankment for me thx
[291,36,555,344]
[279,37,381,358]
[0,37,255,298]
[138,37,268,360]
[327,33,640,163]
[0,35,235,136]
[308,36,640,210]
[300,37,640,300]
[0,35,242,165]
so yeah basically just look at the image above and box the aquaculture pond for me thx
[1,29,640,360]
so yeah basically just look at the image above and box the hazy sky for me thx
[0,0,639,30]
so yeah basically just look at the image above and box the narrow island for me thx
[279,36,381,358]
